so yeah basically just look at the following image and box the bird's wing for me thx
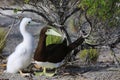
[14,43,27,56]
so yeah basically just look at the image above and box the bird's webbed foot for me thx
[19,70,31,77]
[35,67,56,77]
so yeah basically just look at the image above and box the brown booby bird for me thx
[34,27,84,76]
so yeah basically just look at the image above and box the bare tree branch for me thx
[0,7,57,26]
[61,7,82,25]
[0,12,18,19]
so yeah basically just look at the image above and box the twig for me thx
[0,18,16,59]
[0,7,52,24]
[5,19,16,40]
[60,26,72,44]
[61,7,81,25]
[0,12,18,19]
[0,19,16,49]
[0,12,45,24]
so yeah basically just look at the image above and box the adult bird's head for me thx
[45,28,62,37]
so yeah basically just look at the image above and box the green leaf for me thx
[24,0,30,4]
[46,35,62,46]
[13,8,19,13]
[79,48,98,62]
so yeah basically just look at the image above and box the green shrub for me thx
[79,48,99,64]
[46,35,63,46]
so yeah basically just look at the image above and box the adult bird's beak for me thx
[45,29,62,37]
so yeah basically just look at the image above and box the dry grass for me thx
[0,28,6,54]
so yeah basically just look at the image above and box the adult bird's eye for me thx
[47,29,50,32]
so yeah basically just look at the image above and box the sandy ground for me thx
[0,17,120,80]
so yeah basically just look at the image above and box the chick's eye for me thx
[28,21,30,24]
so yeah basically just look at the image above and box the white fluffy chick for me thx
[6,17,34,73]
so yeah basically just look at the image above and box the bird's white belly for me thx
[6,50,33,73]
[34,61,63,69]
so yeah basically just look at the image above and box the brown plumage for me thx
[34,27,84,64]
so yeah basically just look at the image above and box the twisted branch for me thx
[0,7,56,26]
